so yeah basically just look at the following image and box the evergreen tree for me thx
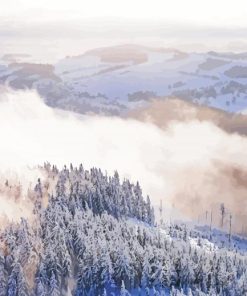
[49,272,60,296]
[0,253,6,296]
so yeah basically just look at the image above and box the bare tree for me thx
[220,203,225,228]
[159,199,163,226]
[210,210,213,240]
[229,213,232,243]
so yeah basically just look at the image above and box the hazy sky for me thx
[1,0,247,26]
[1,0,247,61]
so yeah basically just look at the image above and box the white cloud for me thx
[1,88,247,232]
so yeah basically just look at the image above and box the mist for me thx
[2,19,247,63]
[1,88,247,232]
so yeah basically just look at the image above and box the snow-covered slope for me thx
[1,45,247,114]
[1,164,247,296]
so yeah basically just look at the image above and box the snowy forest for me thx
[0,164,246,296]
[3,0,247,295]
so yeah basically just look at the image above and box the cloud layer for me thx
[1,88,247,232]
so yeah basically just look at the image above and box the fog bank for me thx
[1,88,247,232]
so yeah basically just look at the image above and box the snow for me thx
[1,45,247,114]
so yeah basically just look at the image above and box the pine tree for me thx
[114,246,133,289]
[120,280,129,296]
[0,253,6,296]
[36,279,46,296]
[7,262,29,296]
[49,272,60,296]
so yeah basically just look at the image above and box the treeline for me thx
[40,163,155,225]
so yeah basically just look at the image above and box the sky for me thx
[1,0,247,61]
[1,0,247,26]
[0,0,247,26]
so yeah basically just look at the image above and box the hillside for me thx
[0,164,247,295]
[1,45,247,115]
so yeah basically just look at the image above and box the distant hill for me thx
[1,45,247,115]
